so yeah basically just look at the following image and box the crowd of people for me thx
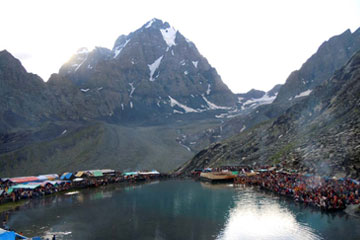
[235,170,360,211]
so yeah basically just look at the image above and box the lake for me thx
[4,180,360,239]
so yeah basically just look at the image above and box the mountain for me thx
[184,27,360,147]
[0,19,239,176]
[178,50,360,179]
[275,28,360,104]
[58,18,237,123]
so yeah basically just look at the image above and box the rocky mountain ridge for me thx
[58,18,238,123]
[184,27,360,147]
[178,50,360,179]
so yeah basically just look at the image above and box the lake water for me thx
[4,180,360,240]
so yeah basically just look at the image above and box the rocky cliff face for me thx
[59,18,237,123]
[275,28,360,104]
[186,27,360,147]
[179,51,360,179]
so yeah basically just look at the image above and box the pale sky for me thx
[1,0,359,93]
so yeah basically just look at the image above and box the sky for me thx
[1,0,359,93]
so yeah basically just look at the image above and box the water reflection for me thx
[217,187,321,240]
[4,181,360,240]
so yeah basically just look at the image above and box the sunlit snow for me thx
[243,93,276,107]
[160,27,177,47]
[192,61,198,68]
[206,84,211,95]
[294,89,312,99]
[202,95,231,110]
[168,96,198,113]
[148,56,163,81]
[145,19,155,28]
[113,39,130,58]
[129,82,135,97]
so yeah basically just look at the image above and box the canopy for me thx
[9,176,40,184]
[100,169,115,174]
[37,174,59,181]
[61,172,73,180]
[91,170,103,177]
[351,179,360,185]
[75,171,86,177]
[124,172,139,176]
[12,184,41,190]
[139,170,160,175]
[0,230,15,240]
[73,178,84,182]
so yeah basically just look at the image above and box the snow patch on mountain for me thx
[80,88,90,93]
[237,97,244,103]
[148,56,163,81]
[160,27,177,47]
[294,89,312,99]
[201,95,231,110]
[145,19,156,28]
[240,125,246,132]
[206,84,211,95]
[168,96,198,113]
[129,82,135,97]
[113,39,130,58]
[192,61,198,68]
[243,93,276,108]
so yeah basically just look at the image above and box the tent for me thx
[8,176,40,184]
[99,169,115,175]
[351,179,360,185]
[91,170,103,177]
[37,174,59,181]
[0,228,15,240]
[138,170,160,175]
[123,172,139,176]
[11,184,42,190]
[75,171,87,178]
[73,178,84,182]
[60,172,73,180]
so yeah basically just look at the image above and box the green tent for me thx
[92,170,103,177]
[12,184,41,189]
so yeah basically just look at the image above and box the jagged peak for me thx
[143,18,171,30]
[0,49,27,73]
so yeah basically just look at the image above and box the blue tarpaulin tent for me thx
[60,172,73,180]
[0,228,15,240]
